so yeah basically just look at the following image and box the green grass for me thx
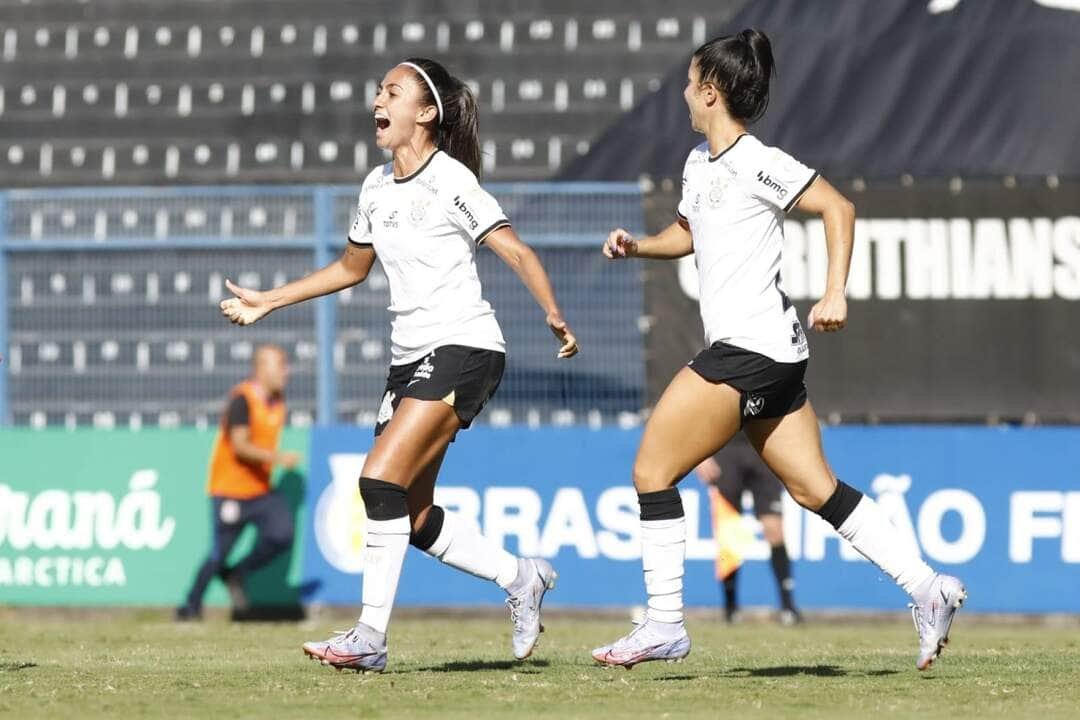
[1,609,1078,719]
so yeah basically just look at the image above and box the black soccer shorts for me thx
[688,340,808,425]
[374,344,505,437]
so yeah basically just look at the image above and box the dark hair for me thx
[692,28,774,124]
[402,56,482,178]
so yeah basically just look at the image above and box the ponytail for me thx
[692,28,775,123]
[402,57,483,178]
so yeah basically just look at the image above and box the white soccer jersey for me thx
[348,150,509,365]
[677,134,818,363]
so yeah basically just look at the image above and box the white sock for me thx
[423,510,520,590]
[642,517,686,627]
[358,515,411,634]
[836,496,935,597]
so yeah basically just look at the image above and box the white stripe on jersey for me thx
[349,151,508,365]
[677,134,817,363]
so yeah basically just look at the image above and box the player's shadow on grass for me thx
[721,665,899,678]
[414,659,551,673]
[232,469,320,622]
[0,662,37,672]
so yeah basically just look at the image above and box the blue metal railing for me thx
[0,182,646,427]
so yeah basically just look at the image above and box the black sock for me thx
[409,505,445,550]
[723,568,738,613]
[637,488,685,521]
[770,543,796,610]
[814,480,863,530]
[358,477,408,520]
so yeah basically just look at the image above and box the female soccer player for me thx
[221,57,578,672]
[592,30,965,671]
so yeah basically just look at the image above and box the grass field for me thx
[1,609,1079,719]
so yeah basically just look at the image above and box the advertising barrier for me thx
[0,428,309,606]
[3,426,1076,613]
[300,425,1080,613]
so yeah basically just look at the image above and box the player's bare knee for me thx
[788,481,833,511]
[631,462,677,493]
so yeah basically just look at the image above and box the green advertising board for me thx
[0,428,309,607]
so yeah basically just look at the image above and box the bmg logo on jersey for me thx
[756,170,788,199]
[453,195,479,231]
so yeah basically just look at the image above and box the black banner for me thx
[564,0,1080,182]
[642,183,1080,423]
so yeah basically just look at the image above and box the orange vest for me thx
[207,381,286,499]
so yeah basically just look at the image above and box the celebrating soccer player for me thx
[221,57,578,673]
[593,30,965,671]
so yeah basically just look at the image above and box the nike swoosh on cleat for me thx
[325,650,380,662]
[598,645,667,665]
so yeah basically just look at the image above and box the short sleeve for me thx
[445,181,510,245]
[753,147,818,212]
[676,174,690,222]
[224,394,250,429]
[347,190,373,246]
[675,149,697,222]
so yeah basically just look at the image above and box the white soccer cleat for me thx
[505,558,557,660]
[910,574,967,671]
[302,623,388,673]
[592,619,691,669]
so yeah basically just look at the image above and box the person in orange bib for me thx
[176,344,301,620]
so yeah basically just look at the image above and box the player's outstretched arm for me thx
[483,226,579,359]
[792,177,855,333]
[221,244,377,326]
[602,220,693,260]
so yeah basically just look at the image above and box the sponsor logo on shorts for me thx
[744,394,765,417]
[412,352,436,383]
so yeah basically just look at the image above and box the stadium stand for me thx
[0,0,748,184]
[0,0,751,427]
[2,184,647,427]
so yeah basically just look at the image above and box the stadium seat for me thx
[0,1,743,184]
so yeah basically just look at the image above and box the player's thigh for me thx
[743,400,836,511]
[362,398,460,487]
[633,367,742,492]
[406,446,449,532]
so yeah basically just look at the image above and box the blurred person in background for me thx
[175,344,301,621]
[696,433,801,625]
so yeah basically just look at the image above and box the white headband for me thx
[398,62,444,124]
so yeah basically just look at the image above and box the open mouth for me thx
[374,115,390,131]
